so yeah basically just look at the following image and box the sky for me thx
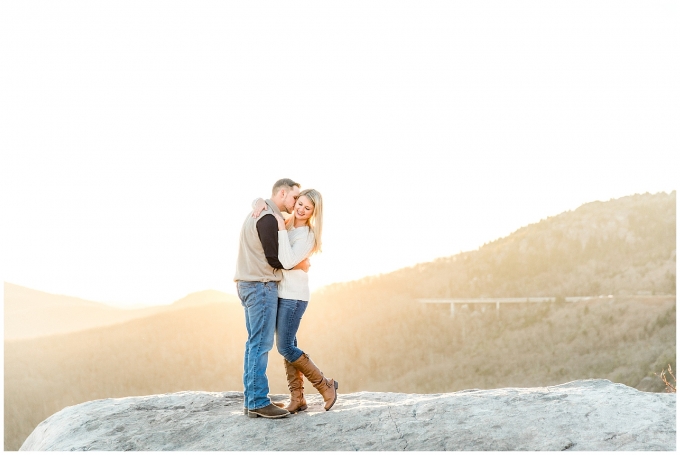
[1,1,678,307]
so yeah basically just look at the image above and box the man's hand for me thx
[292,258,310,273]
[251,198,267,218]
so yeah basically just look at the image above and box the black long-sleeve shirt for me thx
[256,214,285,270]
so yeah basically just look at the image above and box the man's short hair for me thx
[272,178,301,196]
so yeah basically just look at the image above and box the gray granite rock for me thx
[20,379,675,451]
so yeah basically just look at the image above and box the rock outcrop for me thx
[21,380,675,451]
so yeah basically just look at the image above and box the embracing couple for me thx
[234,178,338,419]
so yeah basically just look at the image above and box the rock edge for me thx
[21,379,676,451]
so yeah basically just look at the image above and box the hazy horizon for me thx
[4,189,676,309]
[2,2,678,307]
[3,281,234,310]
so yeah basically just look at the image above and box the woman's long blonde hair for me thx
[285,188,323,254]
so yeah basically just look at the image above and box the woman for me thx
[252,189,338,413]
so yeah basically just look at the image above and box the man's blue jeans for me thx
[276,298,308,363]
[237,281,278,410]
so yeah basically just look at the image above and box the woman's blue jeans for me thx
[276,298,308,363]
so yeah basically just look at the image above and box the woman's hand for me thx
[292,258,310,273]
[273,214,286,231]
[251,199,267,218]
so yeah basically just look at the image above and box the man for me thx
[234,178,307,419]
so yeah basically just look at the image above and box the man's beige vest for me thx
[233,199,284,282]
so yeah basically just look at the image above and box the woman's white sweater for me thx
[277,226,315,301]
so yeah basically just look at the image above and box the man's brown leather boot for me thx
[247,403,290,419]
[243,401,285,415]
[291,353,338,411]
[284,358,308,413]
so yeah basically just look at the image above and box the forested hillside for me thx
[319,191,675,300]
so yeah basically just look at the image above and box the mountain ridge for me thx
[3,283,240,340]
[315,191,676,300]
[6,191,674,341]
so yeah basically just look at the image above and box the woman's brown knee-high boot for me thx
[284,358,307,413]
[291,353,338,411]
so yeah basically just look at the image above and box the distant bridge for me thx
[417,296,605,318]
